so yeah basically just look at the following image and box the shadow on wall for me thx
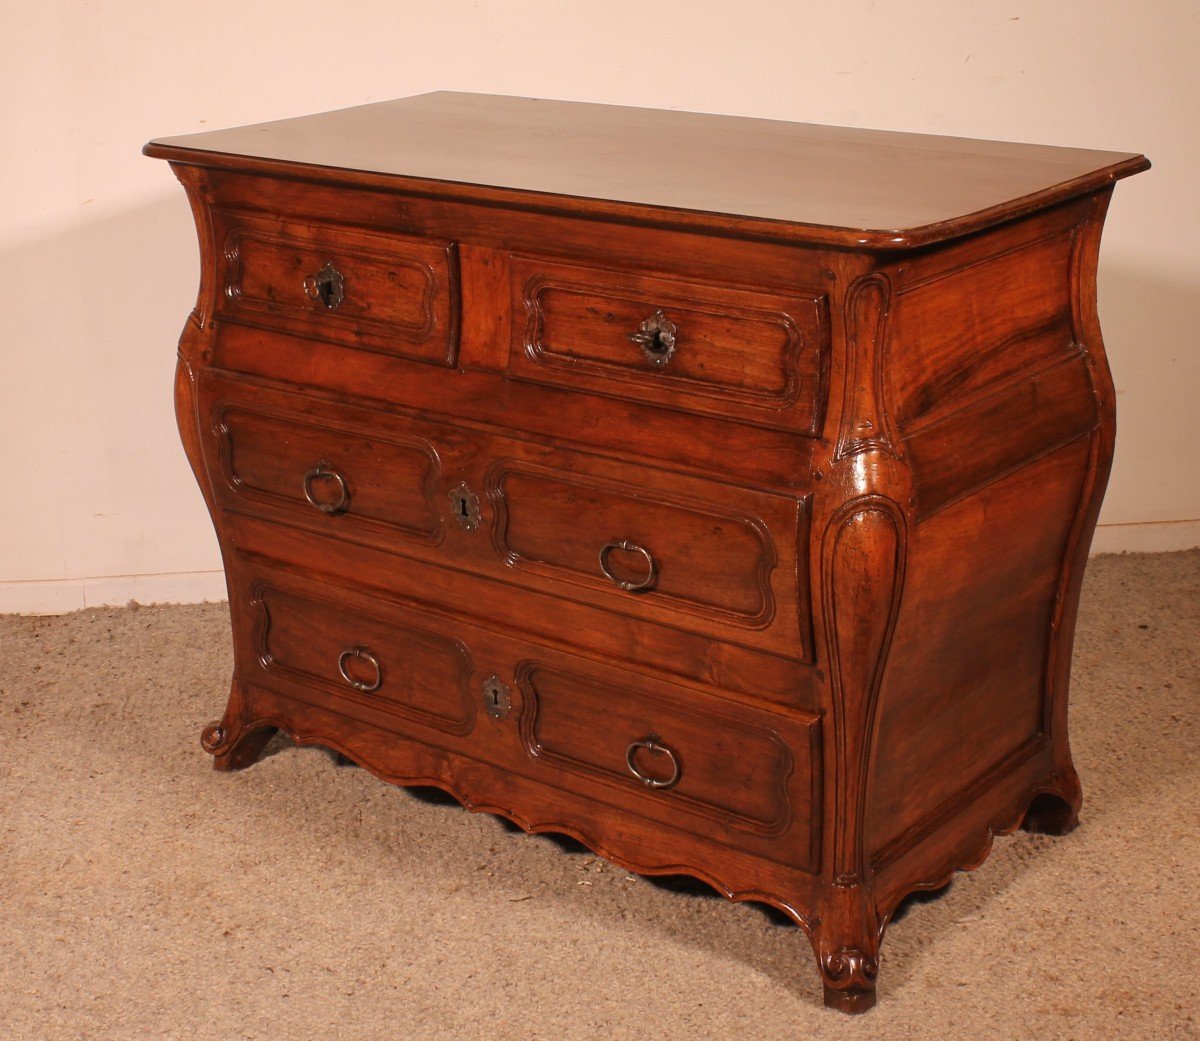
[1096,262,1199,529]
[1,191,218,585]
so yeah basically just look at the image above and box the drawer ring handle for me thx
[337,647,382,693]
[599,540,658,593]
[626,736,681,790]
[303,463,350,514]
[627,309,677,367]
[303,261,345,310]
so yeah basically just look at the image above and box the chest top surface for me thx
[144,92,1147,249]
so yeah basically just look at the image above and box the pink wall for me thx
[2,1,1194,612]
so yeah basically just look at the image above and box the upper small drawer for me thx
[214,211,459,366]
[509,256,828,434]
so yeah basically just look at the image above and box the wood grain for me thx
[145,92,1148,248]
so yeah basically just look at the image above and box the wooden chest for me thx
[144,93,1147,1012]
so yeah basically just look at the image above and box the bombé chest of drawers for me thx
[144,93,1147,1012]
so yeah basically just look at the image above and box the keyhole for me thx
[482,676,510,719]
[629,311,676,367]
[448,482,480,531]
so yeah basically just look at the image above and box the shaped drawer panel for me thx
[515,653,821,871]
[214,210,459,365]
[250,579,476,737]
[213,401,443,548]
[509,255,827,434]
[491,461,773,624]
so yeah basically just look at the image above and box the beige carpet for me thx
[1,551,1197,1040]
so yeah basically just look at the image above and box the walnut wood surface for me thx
[150,100,1145,1013]
[144,91,1147,248]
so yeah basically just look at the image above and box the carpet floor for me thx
[1,551,1197,1040]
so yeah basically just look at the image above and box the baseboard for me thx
[0,570,228,616]
[1090,518,1200,555]
[2,519,1197,615]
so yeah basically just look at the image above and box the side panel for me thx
[864,194,1114,878]
[868,437,1089,858]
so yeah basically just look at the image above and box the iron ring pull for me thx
[598,539,658,593]
[303,463,349,514]
[337,647,382,693]
[626,736,681,790]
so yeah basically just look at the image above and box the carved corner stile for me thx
[173,164,220,515]
[809,270,911,1012]
[814,493,906,1012]
[172,162,273,772]
[835,273,896,462]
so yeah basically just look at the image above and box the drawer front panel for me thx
[516,656,820,870]
[201,374,812,662]
[493,463,772,623]
[230,556,820,871]
[215,403,443,546]
[510,256,827,434]
[252,580,476,736]
[215,210,459,365]
[229,511,818,707]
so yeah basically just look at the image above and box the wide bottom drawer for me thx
[228,556,822,873]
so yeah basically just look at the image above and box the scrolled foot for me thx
[201,719,277,772]
[1022,789,1080,836]
[819,947,879,1014]
[823,981,876,1014]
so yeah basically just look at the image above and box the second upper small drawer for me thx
[214,210,459,365]
[509,255,828,434]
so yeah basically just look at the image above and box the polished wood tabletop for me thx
[145,91,1148,248]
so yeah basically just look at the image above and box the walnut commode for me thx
[145,93,1147,1011]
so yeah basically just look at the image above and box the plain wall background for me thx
[3,0,1197,613]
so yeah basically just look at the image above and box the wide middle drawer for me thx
[200,373,812,662]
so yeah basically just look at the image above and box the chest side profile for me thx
[145,93,1147,1012]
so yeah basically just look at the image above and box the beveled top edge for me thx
[144,91,1150,250]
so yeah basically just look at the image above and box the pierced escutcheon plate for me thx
[449,482,481,532]
[302,261,345,310]
[627,309,677,367]
[482,675,511,720]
